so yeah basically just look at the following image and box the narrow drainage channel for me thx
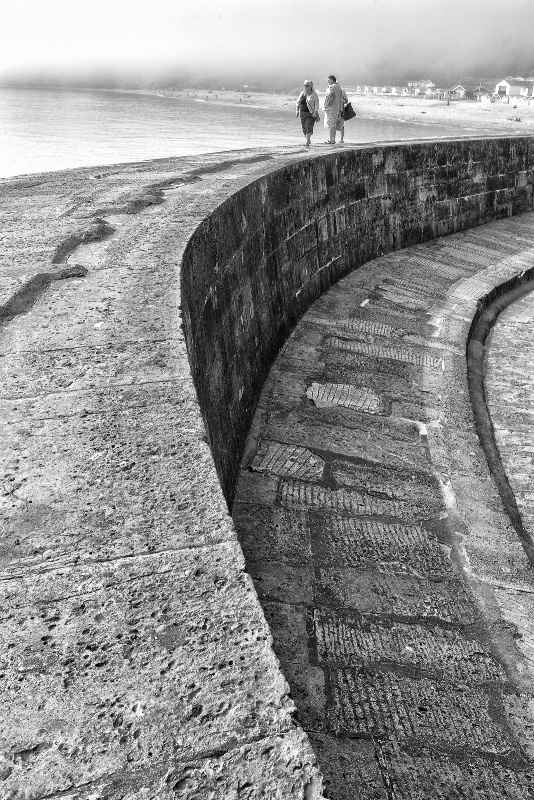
[467,273,534,567]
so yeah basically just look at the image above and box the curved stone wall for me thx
[4,139,534,798]
[180,137,534,504]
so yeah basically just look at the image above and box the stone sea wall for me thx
[3,137,534,798]
[181,137,534,504]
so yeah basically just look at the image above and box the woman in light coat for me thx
[296,80,320,148]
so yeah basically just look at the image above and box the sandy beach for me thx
[148,87,534,135]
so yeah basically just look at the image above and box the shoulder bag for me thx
[343,101,356,121]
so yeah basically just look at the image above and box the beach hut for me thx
[476,87,493,103]
[464,84,494,102]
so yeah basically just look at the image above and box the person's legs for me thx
[300,114,309,145]
[304,115,313,147]
[323,111,333,142]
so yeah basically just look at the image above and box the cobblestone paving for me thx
[233,217,534,799]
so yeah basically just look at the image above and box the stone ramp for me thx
[233,216,534,798]
[486,289,534,673]
[487,289,534,549]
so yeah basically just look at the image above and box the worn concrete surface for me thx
[2,139,534,798]
[0,149,325,799]
[233,215,534,798]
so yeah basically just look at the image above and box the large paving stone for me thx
[0,543,303,794]
[314,609,505,682]
[327,668,511,754]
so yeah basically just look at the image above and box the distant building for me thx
[414,84,436,97]
[408,79,435,89]
[473,86,494,102]
[384,86,408,96]
[495,79,534,98]
[462,83,494,102]
[445,85,467,99]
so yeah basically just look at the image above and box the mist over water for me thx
[0,87,473,180]
[3,0,534,93]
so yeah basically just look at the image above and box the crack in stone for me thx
[0,540,239,580]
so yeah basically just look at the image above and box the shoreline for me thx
[120,86,534,134]
[4,83,534,134]
[2,85,534,183]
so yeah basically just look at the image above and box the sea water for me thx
[0,86,472,180]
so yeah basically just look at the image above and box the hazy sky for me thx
[3,0,534,87]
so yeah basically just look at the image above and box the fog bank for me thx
[2,0,534,90]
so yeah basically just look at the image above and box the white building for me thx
[495,79,534,99]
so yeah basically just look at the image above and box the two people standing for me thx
[295,75,348,147]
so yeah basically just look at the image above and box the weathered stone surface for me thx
[306,382,385,414]
[266,415,428,470]
[233,503,312,566]
[310,518,454,575]
[308,734,388,800]
[0,543,302,794]
[378,742,534,799]
[251,441,325,481]
[314,609,505,681]
[328,669,511,753]
[279,479,414,519]
[0,731,323,800]
[315,568,476,622]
